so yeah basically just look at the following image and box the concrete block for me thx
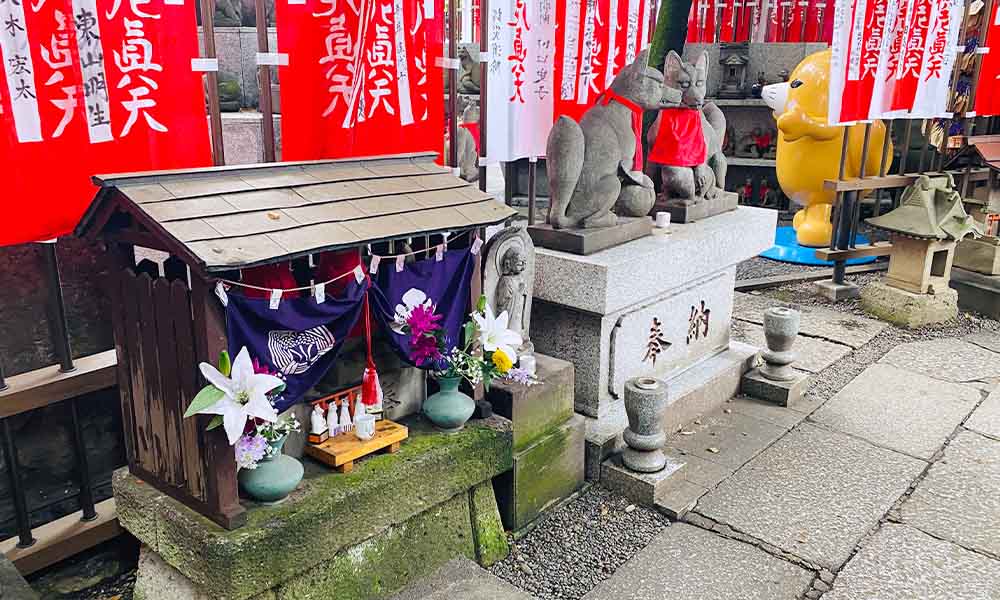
[653,479,708,520]
[487,354,575,452]
[954,236,1000,275]
[861,279,958,328]
[741,368,809,407]
[950,267,1000,320]
[600,454,686,508]
[814,279,861,301]
[494,415,585,532]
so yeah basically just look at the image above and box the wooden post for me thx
[190,273,246,530]
[478,0,489,192]
[448,0,460,169]
[527,157,537,226]
[960,0,995,196]
[199,0,225,166]
[255,0,277,163]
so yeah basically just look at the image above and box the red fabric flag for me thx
[785,0,807,41]
[687,0,700,42]
[275,0,445,161]
[766,0,783,41]
[838,0,892,122]
[975,3,1000,116]
[699,0,717,42]
[736,0,754,41]
[719,0,736,41]
[890,0,934,111]
[1,0,211,246]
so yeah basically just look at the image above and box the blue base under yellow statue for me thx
[763,50,893,248]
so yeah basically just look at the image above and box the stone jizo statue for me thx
[483,226,534,355]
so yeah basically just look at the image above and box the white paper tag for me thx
[435,244,444,261]
[478,49,489,62]
[353,265,365,284]
[396,255,405,272]
[191,58,219,72]
[976,46,991,54]
[313,282,326,304]
[370,255,381,274]
[435,57,461,70]
[529,156,538,163]
[269,288,283,310]
[423,0,434,17]
[287,0,305,4]
[256,52,289,66]
[164,0,184,4]
[451,166,461,177]
[471,236,483,255]
[477,156,490,166]
[214,282,229,307]
[966,111,978,117]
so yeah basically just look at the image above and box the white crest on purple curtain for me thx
[267,326,337,375]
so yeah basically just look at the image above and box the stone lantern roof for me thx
[867,174,982,241]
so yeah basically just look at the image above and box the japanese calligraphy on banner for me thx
[829,0,962,124]
[554,0,652,124]
[275,0,445,161]
[0,0,211,246]
[975,1,1000,116]
[485,0,555,161]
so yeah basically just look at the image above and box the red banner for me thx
[975,2,1000,116]
[554,0,651,124]
[889,0,934,111]
[1,0,210,246]
[275,0,445,162]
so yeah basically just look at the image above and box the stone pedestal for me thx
[954,236,1000,276]
[741,368,809,407]
[532,207,776,478]
[119,417,512,600]
[950,267,1000,319]
[657,191,739,224]
[861,279,958,328]
[488,355,584,531]
[527,217,653,256]
[814,279,861,301]
[601,454,685,507]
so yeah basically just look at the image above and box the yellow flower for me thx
[492,350,513,374]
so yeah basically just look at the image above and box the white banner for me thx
[910,0,962,116]
[486,0,556,162]
[0,0,43,142]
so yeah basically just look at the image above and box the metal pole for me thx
[830,129,851,285]
[527,157,537,226]
[255,0,277,163]
[199,0,225,165]
[41,242,75,373]
[850,122,873,247]
[873,119,893,218]
[478,0,489,192]
[2,420,34,548]
[448,0,460,170]
[69,399,97,521]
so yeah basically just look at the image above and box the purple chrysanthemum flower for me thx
[235,433,268,470]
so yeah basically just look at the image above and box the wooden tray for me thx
[304,419,408,473]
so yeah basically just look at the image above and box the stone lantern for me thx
[861,174,981,327]
[718,43,750,99]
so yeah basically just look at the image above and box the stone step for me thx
[600,454,686,508]
[584,342,758,480]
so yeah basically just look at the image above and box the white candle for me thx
[519,355,537,375]
[655,212,671,229]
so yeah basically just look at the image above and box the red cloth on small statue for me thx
[240,263,300,299]
[460,122,481,154]
[648,109,707,167]
[598,90,644,172]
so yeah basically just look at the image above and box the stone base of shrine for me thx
[119,416,513,600]
[950,267,1000,320]
[527,217,653,255]
[656,191,739,224]
[862,279,958,328]
[954,236,1000,276]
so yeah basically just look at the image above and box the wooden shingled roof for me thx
[76,152,515,273]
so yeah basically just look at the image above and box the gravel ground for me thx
[736,257,830,280]
[490,486,670,600]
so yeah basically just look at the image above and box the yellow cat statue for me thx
[762,49,892,248]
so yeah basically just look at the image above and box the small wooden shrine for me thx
[75,152,515,529]
[949,136,1000,275]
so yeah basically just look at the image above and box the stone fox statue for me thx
[546,50,672,229]
[647,51,727,206]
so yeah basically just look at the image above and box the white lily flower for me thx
[197,347,282,445]
[473,305,523,364]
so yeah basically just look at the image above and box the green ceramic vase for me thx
[238,436,303,505]
[423,376,475,432]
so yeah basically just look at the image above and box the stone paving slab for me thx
[733,321,853,373]
[697,423,925,570]
[966,387,1000,439]
[663,447,736,490]
[390,558,536,600]
[900,430,1000,558]
[825,524,1000,600]
[733,292,888,349]
[727,395,810,430]
[665,407,787,470]
[965,331,1000,354]
[811,363,980,459]
[880,338,1000,384]
[582,523,813,600]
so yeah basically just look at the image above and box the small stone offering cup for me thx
[354,414,376,441]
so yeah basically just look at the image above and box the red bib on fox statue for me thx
[649,109,707,167]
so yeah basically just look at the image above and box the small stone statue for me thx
[760,307,800,381]
[483,226,535,356]
[546,49,670,229]
[458,45,481,94]
[622,377,669,473]
[326,402,339,436]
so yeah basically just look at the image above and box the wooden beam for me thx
[814,242,894,262]
[0,350,117,419]
[1,498,121,576]
[824,169,990,192]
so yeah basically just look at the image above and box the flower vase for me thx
[238,435,303,505]
[423,376,475,432]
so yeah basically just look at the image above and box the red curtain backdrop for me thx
[0,0,211,246]
[975,2,1000,116]
[275,0,445,161]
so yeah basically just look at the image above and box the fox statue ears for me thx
[663,51,709,77]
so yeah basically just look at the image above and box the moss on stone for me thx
[508,418,584,531]
[116,416,512,600]
[469,482,509,567]
[273,493,475,599]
